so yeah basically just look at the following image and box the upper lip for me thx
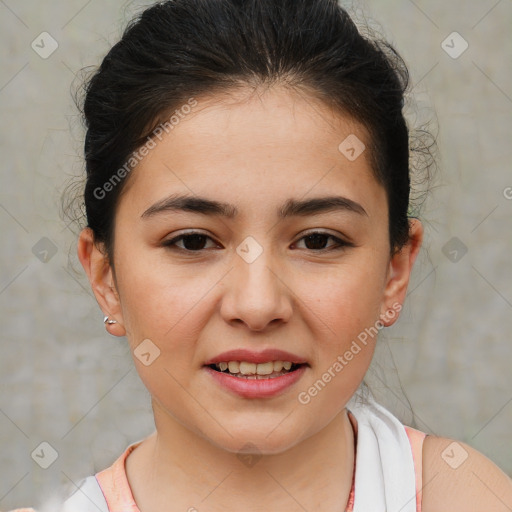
[204,348,308,366]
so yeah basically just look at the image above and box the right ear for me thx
[77,227,126,337]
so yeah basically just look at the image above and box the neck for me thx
[126,404,355,512]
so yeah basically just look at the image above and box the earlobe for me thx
[77,228,127,337]
[380,219,423,327]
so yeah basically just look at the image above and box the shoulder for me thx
[421,435,512,512]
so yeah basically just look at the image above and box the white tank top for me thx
[34,394,421,511]
[346,393,420,512]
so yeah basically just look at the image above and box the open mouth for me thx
[207,361,306,379]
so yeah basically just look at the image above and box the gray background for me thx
[0,0,511,508]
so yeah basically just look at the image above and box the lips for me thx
[203,348,308,366]
[203,364,307,398]
[203,348,309,398]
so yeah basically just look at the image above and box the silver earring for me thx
[103,315,117,325]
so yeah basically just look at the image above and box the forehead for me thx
[118,85,386,218]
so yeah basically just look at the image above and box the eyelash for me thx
[162,231,353,254]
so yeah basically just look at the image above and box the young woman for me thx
[10,0,512,510]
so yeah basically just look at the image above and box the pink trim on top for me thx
[405,426,427,512]
[95,442,142,512]
[344,410,358,512]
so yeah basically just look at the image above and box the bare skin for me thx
[77,85,511,511]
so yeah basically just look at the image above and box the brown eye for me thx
[163,233,218,252]
[294,232,351,252]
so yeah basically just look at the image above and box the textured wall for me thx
[0,0,511,508]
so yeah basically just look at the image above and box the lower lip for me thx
[203,365,307,398]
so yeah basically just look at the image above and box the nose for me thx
[220,249,293,332]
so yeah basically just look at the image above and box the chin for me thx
[202,420,308,457]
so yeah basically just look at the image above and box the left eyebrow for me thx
[140,194,368,220]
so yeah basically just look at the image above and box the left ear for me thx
[379,218,423,326]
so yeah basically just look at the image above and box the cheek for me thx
[113,246,175,333]
[293,269,384,416]
[114,257,214,407]
[114,246,225,364]
[302,257,387,334]
[292,254,389,402]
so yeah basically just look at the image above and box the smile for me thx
[210,360,302,378]
[204,362,307,398]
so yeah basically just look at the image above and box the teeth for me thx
[214,360,297,376]
[228,361,240,373]
[273,361,284,372]
[239,362,257,375]
[256,362,274,375]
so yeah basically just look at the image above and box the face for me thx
[79,85,422,455]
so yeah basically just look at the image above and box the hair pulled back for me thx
[71,0,434,265]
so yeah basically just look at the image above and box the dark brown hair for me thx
[66,0,435,265]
